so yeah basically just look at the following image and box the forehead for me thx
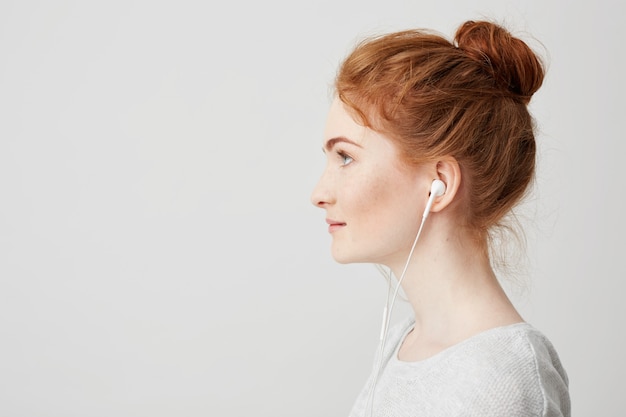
[323,98,401,156]
[323,98,369,143]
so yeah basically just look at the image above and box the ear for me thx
[429,156,461,213]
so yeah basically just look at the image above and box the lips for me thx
[326,218,346,233]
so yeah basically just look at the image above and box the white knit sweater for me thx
[349,317,570,417]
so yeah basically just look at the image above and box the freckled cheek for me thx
[347,175,396,227]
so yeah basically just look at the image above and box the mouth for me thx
[326,218,346,233]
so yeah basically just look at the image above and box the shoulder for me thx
[447,323,571,416]
[369,320,570,417]
[467,323,569,386]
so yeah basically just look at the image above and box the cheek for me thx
[349,172,406,226]
[361,171,424,234]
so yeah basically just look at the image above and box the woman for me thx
[311,20,570,416]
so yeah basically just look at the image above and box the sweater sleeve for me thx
[528,332,571,417]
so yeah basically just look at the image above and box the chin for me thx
[331,245,374,265]
[331,247,354,264]
[332,255,353,265]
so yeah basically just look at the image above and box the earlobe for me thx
[429,157,461,213]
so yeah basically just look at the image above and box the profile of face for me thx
[311,98,430,267]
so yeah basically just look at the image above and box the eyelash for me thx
[337,150,354,166]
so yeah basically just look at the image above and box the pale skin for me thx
[311,98,523,362]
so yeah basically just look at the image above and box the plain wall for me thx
[1,0,623,415]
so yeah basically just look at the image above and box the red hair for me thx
[335,20,545,239]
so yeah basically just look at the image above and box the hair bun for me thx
[454,20,544,103]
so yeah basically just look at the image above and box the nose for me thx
[310,170,334,208]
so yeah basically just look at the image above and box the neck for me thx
[385,216,523,360]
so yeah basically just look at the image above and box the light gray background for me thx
[0,1,623,416]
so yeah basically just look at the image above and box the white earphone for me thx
[422,179,446,219]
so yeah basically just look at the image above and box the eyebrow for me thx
[323,137,363,153]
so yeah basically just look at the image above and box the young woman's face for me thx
[311,99,430,266]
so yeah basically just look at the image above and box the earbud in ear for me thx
[430,179,446,197]
[423,179,446,219]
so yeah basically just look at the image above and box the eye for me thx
[337,151,354,166]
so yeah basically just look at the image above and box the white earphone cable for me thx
[365,213,429,416]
